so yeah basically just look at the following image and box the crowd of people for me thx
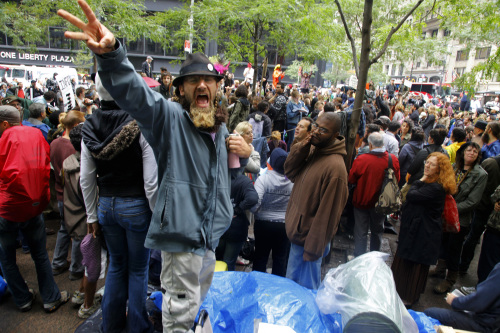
[0,1,500,332]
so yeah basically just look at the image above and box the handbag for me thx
[442,194,460,233]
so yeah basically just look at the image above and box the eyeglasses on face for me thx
[311,123,329,134]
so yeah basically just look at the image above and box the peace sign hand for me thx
[57,0,116,55]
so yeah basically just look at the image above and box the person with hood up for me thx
[247,100,272,139]
[80,74,158,333]
[284,112,348,289]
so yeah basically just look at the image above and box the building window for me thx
[476,47,491,59]
[454,67,466,75]
[421,32,426,40]
[145,38,164,56]
[385,65,390,73]
[431,29,439,38]
[416,62,421,68]
[391,65,396,76]
[456,50,469,61]
[399,64,404,76]
[443,29,451,37]
[125,37,144,54]
[49,27,71,49]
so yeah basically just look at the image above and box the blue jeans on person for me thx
[424,307,488,332]
[286,242,330,290]
[0,214,61,307]
[98,196,153,333]
[216,237,244,271]
[285,123,296,151]
[52,201,83,274]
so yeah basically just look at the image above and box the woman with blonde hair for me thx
[393,103,405,123]
[267,130,287,158]
[234,121,260,174]
[392,152,456,306]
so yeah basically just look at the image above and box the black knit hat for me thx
[172,52,223,87]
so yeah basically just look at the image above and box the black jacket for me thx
[397,181,446,265]
[407,144,448,184]
[248,111,272,138]
[221,172,258,242]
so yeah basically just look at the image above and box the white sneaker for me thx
[78,301,100,319]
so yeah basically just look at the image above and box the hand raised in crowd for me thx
[57,0,116,55]
[227,132,252,158]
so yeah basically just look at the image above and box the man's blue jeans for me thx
[98,196,152,333]
[424,307,487,332]
[52,201,83,273]
[0,214,61,307]
[216,238,244,271]
[286,242,330,290]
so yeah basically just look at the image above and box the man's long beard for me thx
[189,101,216,131]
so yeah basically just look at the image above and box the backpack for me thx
[248,114,264,139]
[375,154,401,215]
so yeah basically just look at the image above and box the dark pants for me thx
[424,308,488,333]
[477,228,500,284]
[461,209,491,272]
[215,238,244,271]
[439,227,470,272]
[273,119,286,135]
[252,220,290,277]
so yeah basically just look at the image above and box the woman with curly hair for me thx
[432,142,487,294]
[392,152,456,307]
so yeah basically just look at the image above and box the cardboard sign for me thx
[56,75,76,111]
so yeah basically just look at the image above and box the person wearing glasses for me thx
[283,112,348,289]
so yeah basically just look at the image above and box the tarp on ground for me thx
[200,271,342,333]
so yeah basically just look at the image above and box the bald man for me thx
[284,113,349,289]
[0,106,69,313]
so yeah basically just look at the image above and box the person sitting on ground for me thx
[424,262,500,333]
[251,148,293,277]
[444,127,467,163]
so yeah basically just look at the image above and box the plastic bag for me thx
[316,251,418,333]
[407,310,441,333]
[200,271,342,333]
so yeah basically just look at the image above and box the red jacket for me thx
[349,151,400,210]
[0,126,50,222]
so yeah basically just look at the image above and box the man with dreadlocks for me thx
[58,2,252,332]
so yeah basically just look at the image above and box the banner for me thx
[56,75,76,112]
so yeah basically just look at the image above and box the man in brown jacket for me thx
[284,112,349,289]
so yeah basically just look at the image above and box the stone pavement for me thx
[0,215,482,332]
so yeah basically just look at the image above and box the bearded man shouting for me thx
[58,2,251,332]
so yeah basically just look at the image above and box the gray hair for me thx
[28,103,46,119]
[0,105,21,124]
[368,132,384,148]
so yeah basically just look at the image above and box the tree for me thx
[0,0,159,70]
[326,0,438,168]
[182,0,338,95]
[285,60,318,83]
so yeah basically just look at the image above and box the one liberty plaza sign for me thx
[0,50,74,63]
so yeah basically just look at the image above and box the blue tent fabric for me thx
[200,271,342,332]
[408,310,441,333]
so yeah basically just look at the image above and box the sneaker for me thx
[236,256,250,265]
[44,290,70,313]
[78,301,100,319]
[52,261,70,276]
[71,291,85,305]
[459,286,476,296]
[69,271,84,281]
[95,286,105,300]
[18,289,36,312]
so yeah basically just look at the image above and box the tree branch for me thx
[355,15,362,33]
[369,0,424,65]
[227,35,248,61]
[334,0,359,78]
[419,0,437,23]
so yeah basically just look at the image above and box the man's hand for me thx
[87,222,100,238]
[227,132,251,158]
[57,0,116,55]
[446,293,457,305]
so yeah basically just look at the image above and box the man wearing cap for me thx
[471,120,487,146]
[0,105,69,313]
[142,55,153,78]
[27,80,44,100]
[58,2,251,331]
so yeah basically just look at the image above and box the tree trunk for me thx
[345,0,373,170]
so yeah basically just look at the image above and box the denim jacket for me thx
[96,42,232,255]
[286,100,305,125]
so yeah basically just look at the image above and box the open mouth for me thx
[196,94,210,108]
